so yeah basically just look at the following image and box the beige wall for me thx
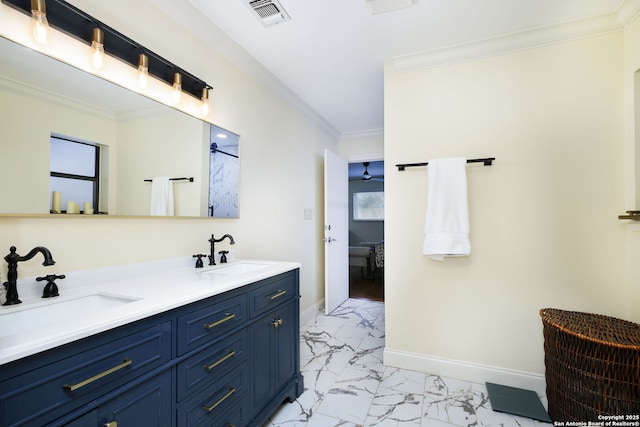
[384,32,627,379]
[625,15,640,322]
[0,0,336,317]
[338,131,384,162]
[116,111,207,216]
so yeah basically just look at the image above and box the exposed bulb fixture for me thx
[30,0,50,45]
[171,72,182,105]
[200,87,210,117]
[137,53,149,89]
[90,27,105,69]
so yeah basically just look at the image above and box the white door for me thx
[324,149,349,314]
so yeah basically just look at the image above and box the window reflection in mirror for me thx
[49,135,100,214]
[209,125,239,218]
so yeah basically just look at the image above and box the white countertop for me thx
[0,257,301,365]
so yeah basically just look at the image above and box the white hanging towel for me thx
[422,158,470,261]
[149,177,174,216]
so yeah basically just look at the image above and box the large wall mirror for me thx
[0,35,239,218]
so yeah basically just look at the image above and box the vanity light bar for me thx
[1,0,212,100]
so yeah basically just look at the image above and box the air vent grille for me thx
[246,0,291,26]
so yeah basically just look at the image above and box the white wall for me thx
[0,0,336,318]
[384,32,627,387]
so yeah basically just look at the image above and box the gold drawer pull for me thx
[271,318,283,328]
[267,290,286,301]
[203,387,236,413]
[204,350,236,371]
[63,358,132,391]
[104,422,118,427]
[204,313,235,330]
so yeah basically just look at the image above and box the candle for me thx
[52,191,61,213]
[66,201,78,214]
[83,202,93,214]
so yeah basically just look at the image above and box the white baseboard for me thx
[300,298,324,327]
[383,348,547,396]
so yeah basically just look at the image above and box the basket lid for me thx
[539,308,640,349]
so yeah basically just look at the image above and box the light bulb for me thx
[171,72,182,105]
[31,0,50,45]
[90,28,105,70]
[200,87,210,117]
[137,53,149,89]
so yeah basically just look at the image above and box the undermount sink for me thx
[0,293,139,338]
[201,261,272,275]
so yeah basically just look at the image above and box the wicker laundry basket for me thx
[539,308,640,421]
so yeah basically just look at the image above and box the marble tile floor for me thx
[264,298,553,427]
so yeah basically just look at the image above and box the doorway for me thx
[348,161,384,301]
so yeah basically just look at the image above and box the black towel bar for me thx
[396,157,495,171]
[144,177,194,182]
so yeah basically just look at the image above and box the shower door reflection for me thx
[208,125,239,218]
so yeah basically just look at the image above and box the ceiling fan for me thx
[352,162,384,182]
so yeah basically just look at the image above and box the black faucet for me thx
[3,246,55,305]
[208,234,235,266]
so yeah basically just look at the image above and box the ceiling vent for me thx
[245,0,291,27]
[365,0,416,15]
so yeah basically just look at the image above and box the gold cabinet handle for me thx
[202,387,236,413]
[267,290,286,301]
[63,358,132,391]
[271,318,283,328]
[104,422,118,427]
[204,313,235,330]
[204,350,236,371]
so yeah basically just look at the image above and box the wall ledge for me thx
[383,348,546,396]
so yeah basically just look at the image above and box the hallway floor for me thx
[264,298,552,427]
[349,266,384,302]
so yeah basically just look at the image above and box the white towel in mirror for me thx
[150,177,174,216]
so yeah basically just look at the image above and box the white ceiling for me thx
[185,0,629,137]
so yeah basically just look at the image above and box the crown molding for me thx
[0,74,116,120]
[340,128,384,141]
[617,0,640,27]
[390,11,624,73]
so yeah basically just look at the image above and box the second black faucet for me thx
[208,234,235,266]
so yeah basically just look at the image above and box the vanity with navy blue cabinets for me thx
[0,268,303,427]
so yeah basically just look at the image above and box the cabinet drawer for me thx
[177,368,247,427]
[0,321,171,427]
[177,294,246,355]
[177,329,247,402]
[248,272,297,318]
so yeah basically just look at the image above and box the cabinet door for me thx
[98,370,173,427]
[248,301,296,414]
[274,303,296,388]
[63,370,173,427]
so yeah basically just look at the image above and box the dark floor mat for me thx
[486,382,552,423]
